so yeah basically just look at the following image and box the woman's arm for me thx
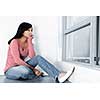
[10,39,34,69]
[27,36,36,58]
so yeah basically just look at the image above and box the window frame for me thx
[62,16,98,65]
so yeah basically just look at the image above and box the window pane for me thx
[65,16,89,29]
[66,26,90,58]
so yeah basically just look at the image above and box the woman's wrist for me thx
[27,37,32,43]
[28,35,33,40]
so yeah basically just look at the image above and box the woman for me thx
[4,22,75,83]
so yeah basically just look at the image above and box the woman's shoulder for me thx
[10,39,18,46]
[11,39,17,42]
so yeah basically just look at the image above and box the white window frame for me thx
[62,16,98,66]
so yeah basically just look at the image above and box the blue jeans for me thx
[5,55,60,80]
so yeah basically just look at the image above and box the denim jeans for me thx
[5,55,60,80]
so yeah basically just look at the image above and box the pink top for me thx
[4,39,35,72]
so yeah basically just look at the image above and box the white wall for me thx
[0,16,62,75]
[33,16,62,63]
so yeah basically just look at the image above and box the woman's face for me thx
[23,27,33,38]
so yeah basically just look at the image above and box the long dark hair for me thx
[8,22,32,44]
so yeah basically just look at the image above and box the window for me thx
[62,16,99,65]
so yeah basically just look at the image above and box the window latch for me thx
[94,57,99,61]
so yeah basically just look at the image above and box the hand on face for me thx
[28,34,33,40]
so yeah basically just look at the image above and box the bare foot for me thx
[33,68,43,76]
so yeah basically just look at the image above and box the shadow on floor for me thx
[0,75,71,83]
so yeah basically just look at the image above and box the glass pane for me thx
[66,26,90,58]
[64,16,89,29]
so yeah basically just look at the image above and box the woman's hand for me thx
[28,34,33,40]
[33,68,43,76]
[27,34,33,43]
